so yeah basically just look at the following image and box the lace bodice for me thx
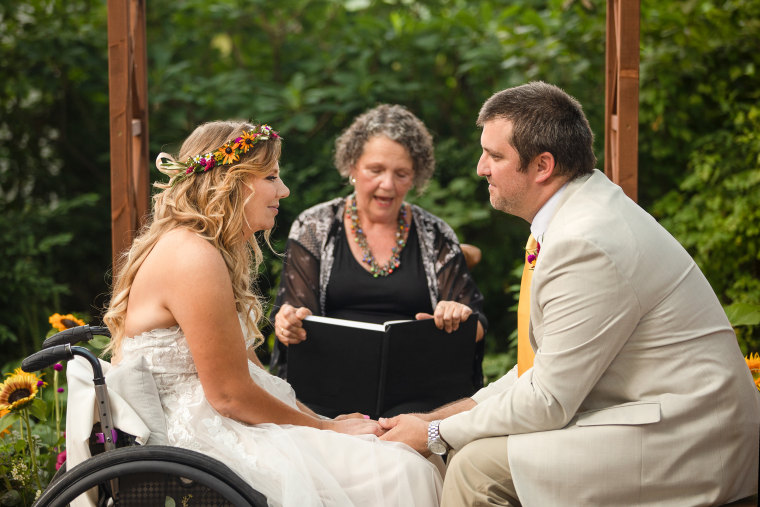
[121,323,299,417]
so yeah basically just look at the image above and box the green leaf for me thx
[29,398,48,421]
[0,489,22,506]
[0,410,21,432]
[724,303,760,327]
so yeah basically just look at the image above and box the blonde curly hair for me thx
[103,120,282,361]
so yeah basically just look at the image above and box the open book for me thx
[287,314,479,419]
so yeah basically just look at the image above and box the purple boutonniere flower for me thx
[527,242,541,270]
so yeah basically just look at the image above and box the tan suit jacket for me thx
[441,170,760,505]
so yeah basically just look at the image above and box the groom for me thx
[380,81,760,505]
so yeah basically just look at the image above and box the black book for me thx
[287,314,479,419]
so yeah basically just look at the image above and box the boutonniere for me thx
[527,241,541,270]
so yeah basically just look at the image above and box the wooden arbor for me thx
[107,0,149,263]
[605,0,640,202]
[107,0,640,265]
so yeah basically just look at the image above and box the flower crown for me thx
[156,124,279,185]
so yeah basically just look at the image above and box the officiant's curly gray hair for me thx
[334,104,435,193]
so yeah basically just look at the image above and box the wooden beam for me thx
[107,0,149,267]
[605,0,640,202]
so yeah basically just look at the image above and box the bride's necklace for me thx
[347,194,409,278]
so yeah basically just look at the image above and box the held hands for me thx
[274,303,312,345]
[334,412,369,421]
[322,417,384,437]
[416,300,473,334]
[378,414,430,455]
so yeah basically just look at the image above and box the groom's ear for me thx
[533,151,556,184]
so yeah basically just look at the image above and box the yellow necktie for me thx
[517,234,538,376]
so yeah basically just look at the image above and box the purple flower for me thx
[57,387,64,393]
[37,380,45,387]
[206,158,215,170]
[53,363,63,371]
[527,254,537,264]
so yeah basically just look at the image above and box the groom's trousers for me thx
[441,435,521,506]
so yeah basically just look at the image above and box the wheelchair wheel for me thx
[35,445,269,507]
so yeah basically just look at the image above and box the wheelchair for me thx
[21,325,269,507]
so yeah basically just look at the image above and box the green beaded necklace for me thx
[347,194,410,277]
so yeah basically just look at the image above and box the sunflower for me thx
[239,131,259,153]
[0,368,45,412]
[49,313,86,332]
[216,142,240,165]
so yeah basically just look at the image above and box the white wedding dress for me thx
[119,322,443,507]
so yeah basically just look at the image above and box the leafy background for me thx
[1,0,758,373]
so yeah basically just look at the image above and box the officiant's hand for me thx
[323,417,383,436]
[416,300,484,341]
[275,303,312,345]
[378,414,430,456]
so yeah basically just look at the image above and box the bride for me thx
[102,120,442,506]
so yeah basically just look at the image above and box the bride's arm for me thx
[154,232,380,435]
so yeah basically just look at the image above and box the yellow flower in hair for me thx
[49,313,85,332]
[217,141,241,165]
[0,368,45,412]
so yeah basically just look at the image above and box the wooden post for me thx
[107,0,149,267]
[605,0,640,202]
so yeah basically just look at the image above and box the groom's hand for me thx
[378,414,430,456]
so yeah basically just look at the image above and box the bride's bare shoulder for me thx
[153,228,220,263]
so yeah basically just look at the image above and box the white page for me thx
[303,315,384,332]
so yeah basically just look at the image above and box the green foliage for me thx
[0,0,112,361]
[0,195,98,360]
[0,366,66,505]
[644,0,760,352]
[638,0,760,206]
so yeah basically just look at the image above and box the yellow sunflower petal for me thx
[49,313,65,332]
[746,352,760,373]
[49,313,85,331]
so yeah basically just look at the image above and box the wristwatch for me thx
[427,420,450,455]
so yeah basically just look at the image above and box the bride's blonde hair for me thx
[103,120,282,361]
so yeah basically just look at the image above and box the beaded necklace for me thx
[347,194,410,277]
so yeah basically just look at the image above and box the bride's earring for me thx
[350,176,356,185]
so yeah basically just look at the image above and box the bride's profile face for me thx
[241,164,290,238]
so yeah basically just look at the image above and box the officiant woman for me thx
[270,104,487,417]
